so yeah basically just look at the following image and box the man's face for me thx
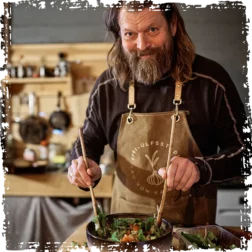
[118,8,176,84]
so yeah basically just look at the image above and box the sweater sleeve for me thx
[191,71,250,185]
[70,78,108,165]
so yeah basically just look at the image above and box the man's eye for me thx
[149,27,158,33]
[125,32,134,37]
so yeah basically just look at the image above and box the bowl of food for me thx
[86,213,173,252]
[175,225,240,250]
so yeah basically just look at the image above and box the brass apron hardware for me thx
[127,104,136,124]
[127,80,136,124]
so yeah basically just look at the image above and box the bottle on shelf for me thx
[39,57,46,77]
[54,65,60,77]
[58,52,69,77]
[17,55,25,78]
[6,62,11,76]
[26,65,33,78]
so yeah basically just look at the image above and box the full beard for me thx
[124,42,173,85]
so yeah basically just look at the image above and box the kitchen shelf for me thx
[0,75,73,141]
[7,76,72,84]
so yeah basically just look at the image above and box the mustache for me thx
[134,48,159,57]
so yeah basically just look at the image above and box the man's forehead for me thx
[118,8,164,28]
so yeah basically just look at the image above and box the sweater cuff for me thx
[78,176,102,192]
[189,157,212,185]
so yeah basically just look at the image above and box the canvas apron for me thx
[111,81,217,226]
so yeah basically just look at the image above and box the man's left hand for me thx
[158,156,200,191]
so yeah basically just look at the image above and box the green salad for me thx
[181,231,238,250]
[92,210,166,243]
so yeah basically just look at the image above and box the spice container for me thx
[17,55,25,78]
[175,225,240,250]
[39,140,49,160]
[48,143,64,163]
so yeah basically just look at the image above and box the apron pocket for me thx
[117,196,190,225]
[163,194,191,225]
[192,197,216,225]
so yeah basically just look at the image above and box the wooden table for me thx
[4,172,113,213]
[57,222,245,252]
[4,172,113,198]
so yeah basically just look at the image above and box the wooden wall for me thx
[8,43,112,157]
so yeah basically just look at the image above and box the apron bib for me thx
[111,81,217,226]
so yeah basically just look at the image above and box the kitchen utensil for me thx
[48,143,64,163]
[86,213,173,252]
[157,114,176,226]
[13,158,47,174]
[49,91,71,130]
[78,128,100,229]
[19,92,48,144]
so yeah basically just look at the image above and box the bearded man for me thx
[68,2,246,226]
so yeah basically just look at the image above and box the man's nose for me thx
[137,34,150,51]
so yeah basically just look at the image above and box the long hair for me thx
[104,1,195,89]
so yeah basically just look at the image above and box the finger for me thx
[67,165,81,185]
[87,166,101,181]
[71,158,90,186]
[180,171,198,191]
[173,166,185,189]
[167,162,177,191]
[68,165,94,188]
[70,159,78,172]
[69,174,93,188]
[68,162,78,182]
[170,157,187,188]
[76,156,92,186]
[175,168,192,190]
[158,168,167,179]
[67,168,79,186]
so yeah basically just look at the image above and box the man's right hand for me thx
[68,156,101,189]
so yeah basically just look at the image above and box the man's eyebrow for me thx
[122,21,161,32]
[147,20,162,27]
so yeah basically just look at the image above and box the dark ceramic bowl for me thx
[86,213,173,252]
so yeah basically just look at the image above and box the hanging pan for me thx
[49,91,71,130]
[19,92,49,144]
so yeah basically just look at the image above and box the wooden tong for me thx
[78,128,100,228]
[156,114,176,226]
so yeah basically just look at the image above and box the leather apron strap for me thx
[127,80,183,124]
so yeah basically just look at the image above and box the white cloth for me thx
[4,197,95,251]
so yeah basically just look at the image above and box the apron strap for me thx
[128,80,136,109]
[127,80,136,124]
[174,81,182,104]
[173,81,183,121]
[127,80,183,124]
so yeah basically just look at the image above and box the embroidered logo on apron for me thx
[145,150,162,186]
[126,139,179,196]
